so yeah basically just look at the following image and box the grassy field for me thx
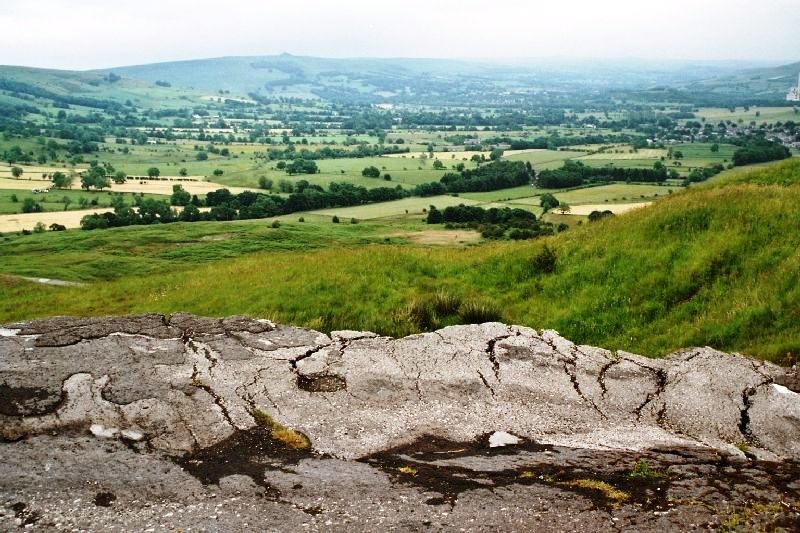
[2,159,799,363]
[309,195,478,220]
[693,106,800,125]
[0,188,167,215]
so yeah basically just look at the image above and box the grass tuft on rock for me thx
[252,408,311,450]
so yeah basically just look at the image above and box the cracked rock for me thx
[1,314,799,531]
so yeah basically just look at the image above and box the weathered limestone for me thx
[1,314,799,531]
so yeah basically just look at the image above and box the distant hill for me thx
[0,65,204,112]
[98,54,766,104]
[680,61,800,103]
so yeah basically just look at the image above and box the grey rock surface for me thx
[1,314,799,531]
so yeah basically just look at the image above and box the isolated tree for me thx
[362,166,381,178]
[196,151,208,161]
[51,171,73,189]
[432,160,445,170]
[710,143,720,153]
[558,203,571,215]
[170,185,191,206]
[426,206,443,224]
[21,198,42,213]
[258,176,273,190]
[147,167,160,178]
[489,148,504,161]
[179,168,188,177]
[11,166,23,178]
[539,193,560,213]
[113,171,127,184]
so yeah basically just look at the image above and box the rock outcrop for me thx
[1,314,799,531]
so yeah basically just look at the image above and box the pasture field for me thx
[309,195,478,220]
[459,185,545,202]
[0,188,168,215]
[693,106,800,125]
[505,184,673,208]
[0,219,404,282]
[504,149,588,169]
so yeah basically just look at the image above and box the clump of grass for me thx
[566,479,630,502]
[628,459,665,480]
[519,470,537,479]
[252,408,310,450]
[404,299,439,330]
[432,290,462,316]
[397,466,418,476]
[458,299,502,324]
[734,442,750,454]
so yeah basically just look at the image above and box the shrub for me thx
[530,245,557,274]
[332,215,340,224]
[298,216,305,222]
[271,220,281,228]
[350,218,358,224]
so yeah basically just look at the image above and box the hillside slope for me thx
[100,54,764,103]
[2,159,799,362]
[681,60,800,102]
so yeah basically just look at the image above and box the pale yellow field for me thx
[579,149,666,160]
[0,177,255,196]
[563,202,653,215]
[0,164,87,178]
[0,208,113,233]
[103,178,255,196]
[385,151,492,161]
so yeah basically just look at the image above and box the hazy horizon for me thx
[2,0,799,71]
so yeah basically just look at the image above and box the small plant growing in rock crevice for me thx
[628,459,665,480]
[252,408,310,450]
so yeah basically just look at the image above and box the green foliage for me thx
[530,245,557,274]
[628,459,664,480]
[361,166,381,178]
[21,198,42,213]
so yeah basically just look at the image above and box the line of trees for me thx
[732,140,791,167]
[536,160,668,189]
[265,144,409,161]
[426,204,561,240]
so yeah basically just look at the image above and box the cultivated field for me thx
[0,208,113,233]
[563,202,653,215]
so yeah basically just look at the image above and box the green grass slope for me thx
[2,159,800,363]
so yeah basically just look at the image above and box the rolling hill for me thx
[2,159,799,362]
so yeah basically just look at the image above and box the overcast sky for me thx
[1,0,799,70]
